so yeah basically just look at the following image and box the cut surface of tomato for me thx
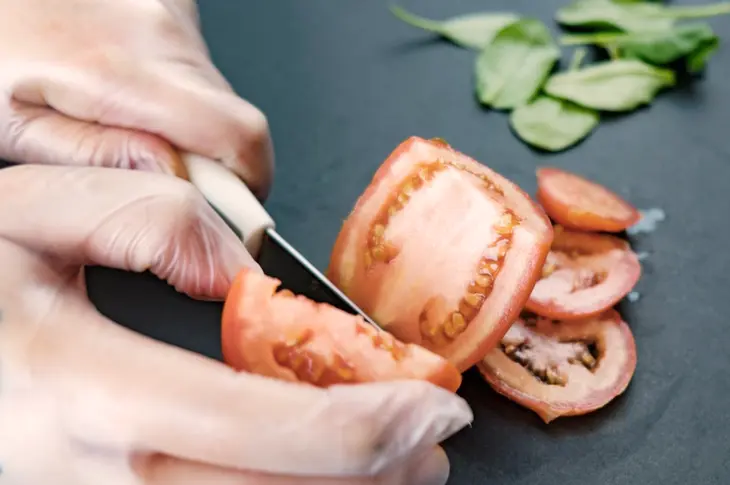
[536,167,641,233]
[221,268,462,392]
[478,310,637,423]
[327,136,553,372]
[526,228,641,320]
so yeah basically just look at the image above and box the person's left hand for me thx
[0,0,274,198]
[0,164,472,485]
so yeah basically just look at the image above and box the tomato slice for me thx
[327,137,553,372]
[221,268,462,392]
[525,228,641,320]
[536,167,641,233]
[477,310,637,423]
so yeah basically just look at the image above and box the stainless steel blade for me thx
[258,228,381,329]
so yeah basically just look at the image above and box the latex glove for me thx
[0,164,473,485]
[0,0,274,198]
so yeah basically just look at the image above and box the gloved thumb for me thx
[0,101,189,178]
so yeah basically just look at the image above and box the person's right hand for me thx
[0,0,274,199]
[0,164,473,485]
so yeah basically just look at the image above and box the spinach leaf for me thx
[544,59,676,111]
[561,23,719,68]
[556,0,730,33]
[474,18,560,110]
[389,5,519,50]
[510,96,599,151]
[661,2,730,20]
[556,0,674,33]
[686,37,719,72]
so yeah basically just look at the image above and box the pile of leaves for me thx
[391,0,730,151]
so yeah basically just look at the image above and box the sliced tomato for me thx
[478,310,637,423]
[327,136,553,372]
[526,227,641,320]
[221,268,462,392]
[536,167,641,233]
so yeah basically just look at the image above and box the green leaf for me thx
[660,2,730,20]
[544,59,676,112]
[389,5,519,50]
[686,36,719,72]
[556,0,675,33]
[561,23,719,67]
[556,0,730,33]
[510,96,600,151]
[474,18,560,110]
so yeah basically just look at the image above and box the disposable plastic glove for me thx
[0,164,473,485]
[0,0,274,198]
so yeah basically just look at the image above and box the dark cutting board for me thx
[5,0,730,483]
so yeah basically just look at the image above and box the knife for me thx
[182,153,380,329]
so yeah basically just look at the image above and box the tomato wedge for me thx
[526,228,641,320]
[536,167,641,233]
[221,268,462,392]
[478,310,637,423]
[327,136,553,372]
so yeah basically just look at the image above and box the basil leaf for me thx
[561,23,719,68]
[556,0,674,33]
[474,18,560,110]
[389,5,519,50]
[510,96,599,151]
[544,59,676,111]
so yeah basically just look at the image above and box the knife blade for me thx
[183,153,380,328]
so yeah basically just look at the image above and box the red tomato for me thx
[327,137,553,372]
[525,228,641,320]
[221,268,463,392]
[478,310,637,424]
[536,167,641,233]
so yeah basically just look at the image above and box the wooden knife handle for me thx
[181,153,275,259]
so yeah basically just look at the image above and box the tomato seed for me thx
[444,312,467,338]
[580,352,596,369]
[463,293,485,308]
[474,274,492,289]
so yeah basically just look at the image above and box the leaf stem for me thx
[561,32,626,46]
[389,5,442,33]
[570,47,588,71]
[607,45,621,60]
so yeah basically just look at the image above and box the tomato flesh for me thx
[221,268,462,392]
[526,228,641,320]
[478,310,637,423]
[536,167,641,233]
[327,137,553,372]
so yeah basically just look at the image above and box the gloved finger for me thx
[0,100,189,179]
[12,60,274,198]
[135,446,450,485]
[0,164,259,300]
[36,299,471,478]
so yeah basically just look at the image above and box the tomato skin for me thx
[536,167,641,233]
[221,268,463,392]
[327,136,553,372]
[478,310,637,424]
[525,228,641,321]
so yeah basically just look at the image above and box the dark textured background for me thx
[5,0,730,483]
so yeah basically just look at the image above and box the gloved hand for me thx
[0,164,473,485]
[0,0,274,198]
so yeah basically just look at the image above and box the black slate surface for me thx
[3,0,730,483]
